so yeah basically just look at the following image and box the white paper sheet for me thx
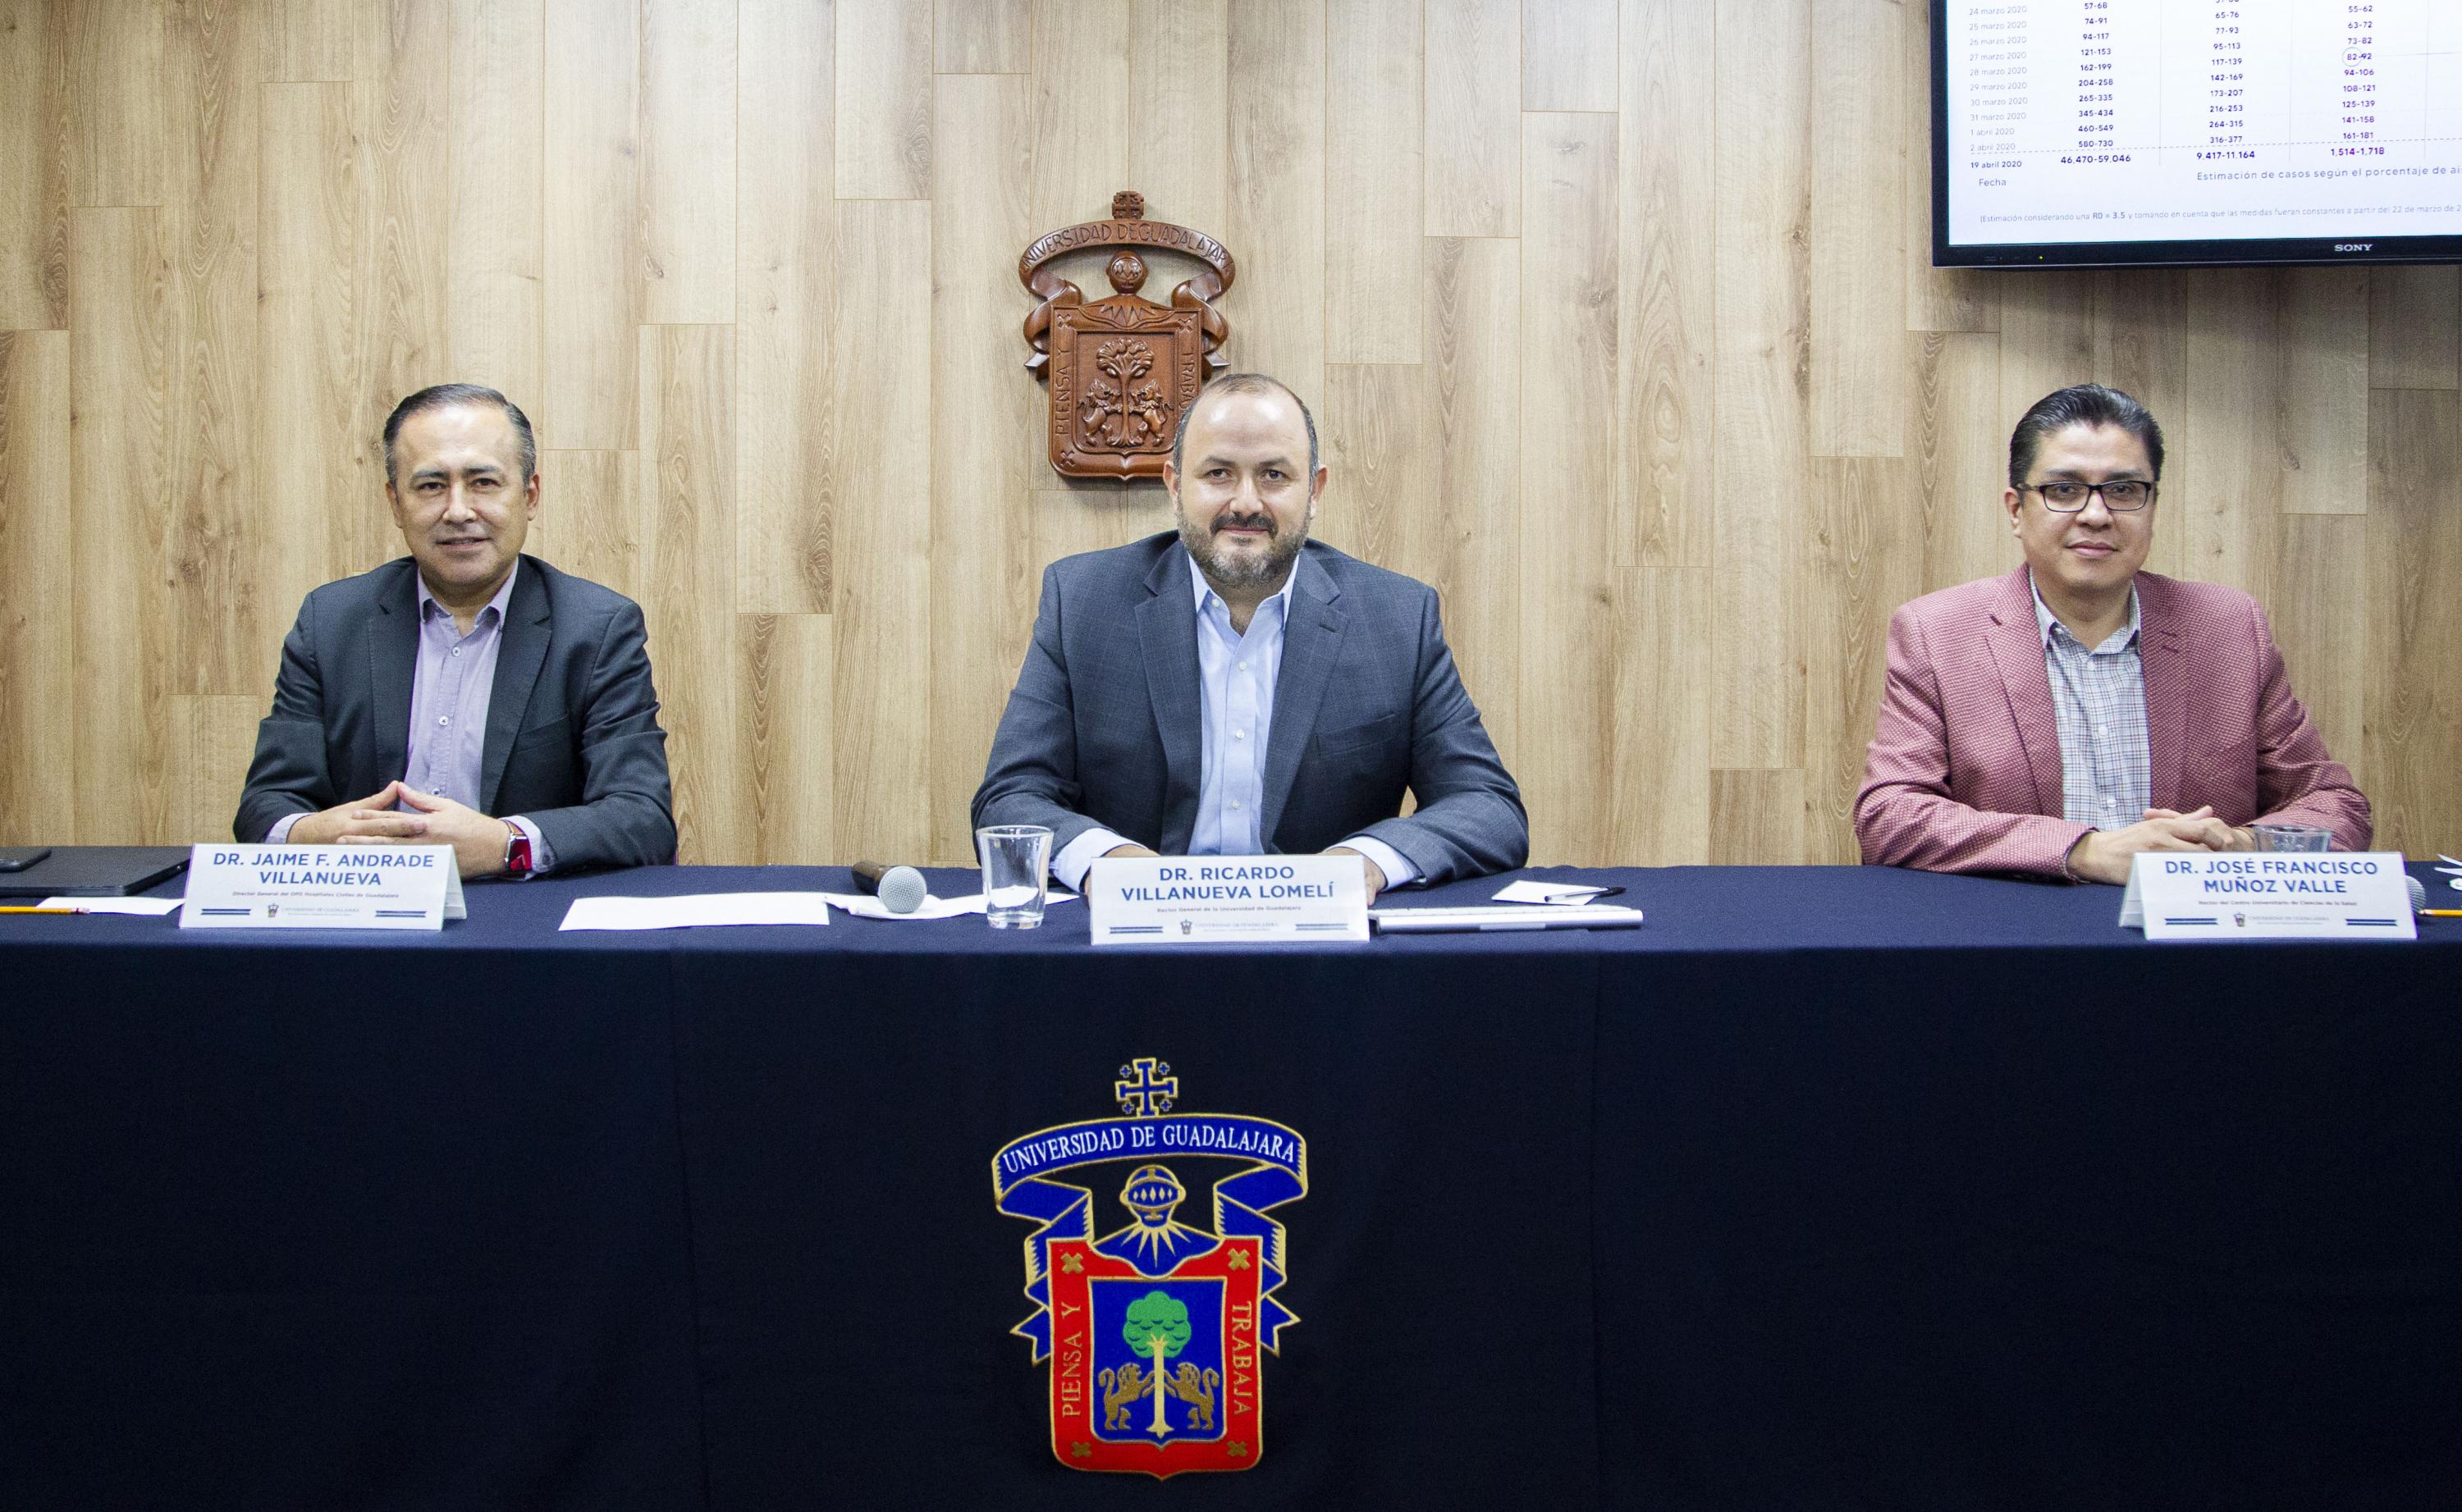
[822,891,1081,921]
[1490,879,1616,906]
[36,895,185,916]
[559,892,835,930]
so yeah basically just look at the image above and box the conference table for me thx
[4,862,2455,1510]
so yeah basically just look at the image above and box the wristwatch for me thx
[502,825,534,877]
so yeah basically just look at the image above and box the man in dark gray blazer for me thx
[236,385,674,877]
[972,374,1525,899]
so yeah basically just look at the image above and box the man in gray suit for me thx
[973,373,1526,900]
[235,384,675,878]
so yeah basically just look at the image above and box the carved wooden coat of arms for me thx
[1022,193,1235,480]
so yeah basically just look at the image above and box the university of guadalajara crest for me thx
[991,1058,1306,1478]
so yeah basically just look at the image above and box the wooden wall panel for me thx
[11,1,2462,862]
[1425,0,1517,240]
[642,0,735,322]
[69,208,171,844]
[737,0,835,614]
[1325,0,1422,364]
[542,0,640,450]
[835,0,931,201]
[0,331,71,843]
[0,0,69,330]
[445,0,542,405]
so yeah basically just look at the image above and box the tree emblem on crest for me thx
[1021,191,1236,480]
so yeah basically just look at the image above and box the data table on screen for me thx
[1943,0,2462,249]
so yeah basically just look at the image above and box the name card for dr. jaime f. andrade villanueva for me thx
[2122,852,2415,942]
[1086,855,1369,944]
[181,843,466,930]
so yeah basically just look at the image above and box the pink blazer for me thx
[1855,569,2370,878]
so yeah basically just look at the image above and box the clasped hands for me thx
[284,781,513,879]
[1103,843,1389,903]
[2065,804,2254,885]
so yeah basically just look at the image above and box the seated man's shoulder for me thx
[528,556,643,621]
[1894,571,2020,632]
[2139,570,2258,622]
[1046,531,1180,592]
[1302,541,1436,607]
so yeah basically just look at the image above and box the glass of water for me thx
[976,825,1054,928]
[2251,822,2332,852]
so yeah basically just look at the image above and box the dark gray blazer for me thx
[972,532,1527,884]
[234,555,676,870]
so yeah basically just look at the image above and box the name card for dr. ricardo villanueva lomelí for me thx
[180,843,466,931]
[2122,852,2415,941]
[1087,855,1369,943]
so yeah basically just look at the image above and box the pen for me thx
[2423,909,2462,919]
[0,905,87,915]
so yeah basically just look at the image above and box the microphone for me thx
[2408,874,2427,914]
[852,861,929,915]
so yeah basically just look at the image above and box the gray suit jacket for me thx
[972,533,1526,884]
[234,555,676,871]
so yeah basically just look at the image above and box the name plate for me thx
[2121,852,2415,941]
[1087,856,1369,945]
[180,843,466,931]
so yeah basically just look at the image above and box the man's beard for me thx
[1178,508,1308,592]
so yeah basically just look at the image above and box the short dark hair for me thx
[2008,383,2164,489]
[1170,372,1320,477]
[382,383,538,486]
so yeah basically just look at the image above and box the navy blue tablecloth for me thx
[2,863,2455,1509]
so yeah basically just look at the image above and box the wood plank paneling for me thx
[68,0,165,208]
[15,0,2462,865]
[1519,112,1618,865]
[832,200,936,861]
[1028,0,1128,233]
[532,448,639,603]
[263,0,351,82]
[1618,0,1713,569]
[2278,268,2368,517]
[1522,0,1615,113]
[1127,0,1228,235]
[638,324,744,863]
[1809,0,1904,459]
[258,81,357,626]
[164,0,263,697]
[0,0,70,329]
[936,0,1031,74]
[2367,390,2462,855]
[1425,236,1521,765]
[1710,0,1809,772]
[837,0,931,200]
[2368,267,2459,391]
[931,75,1037,865]
[446,0,542,401]
[642,0,735,321]
[1225,0,1325,395]
[1325,0,1422,363]
[542,0,640,449]
[1425,0,1518,240]
[0,331,72,842]
[70,208,172,844]
[737,0,835,614]
[737,611,835,862]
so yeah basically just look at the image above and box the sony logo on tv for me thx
[2333,243,2373,254]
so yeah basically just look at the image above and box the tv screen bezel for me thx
[1929,0,2462,271]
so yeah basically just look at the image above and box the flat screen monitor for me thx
[1933,0,2462,268]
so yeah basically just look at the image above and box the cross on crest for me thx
[1114,1057,1178,1117]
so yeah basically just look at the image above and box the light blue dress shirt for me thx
[1049,551,1417,892]
[2028,569,2150,833]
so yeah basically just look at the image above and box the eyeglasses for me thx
[2022,479,2155,513]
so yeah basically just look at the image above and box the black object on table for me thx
[2,864,2455,1510]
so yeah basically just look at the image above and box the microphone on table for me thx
[852,861,929,915]
[2408,874,2427,914]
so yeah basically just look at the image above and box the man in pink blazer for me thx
[1856,384,2369,882]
